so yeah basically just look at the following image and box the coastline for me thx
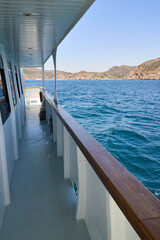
[25,78,160,81]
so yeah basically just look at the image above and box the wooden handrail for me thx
[0,96,5,102]
[41,88,160,240]
[24,87,41,89]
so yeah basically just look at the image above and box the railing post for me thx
[76,147,87,220]
[45,100,51,125]
[52,110,57,143]
[56,116,63,157]
[63,126,70,179]
[109,196,140,240]
[84,160,108,240]
[42,64,44,89]
[52,47,58,104]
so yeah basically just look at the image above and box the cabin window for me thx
[0,56,11,124]
[8,62,17,106]
[18,69,23,94]
[15,67,20,98]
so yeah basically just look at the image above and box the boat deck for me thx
[0,106,90,240]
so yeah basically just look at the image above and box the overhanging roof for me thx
[0,0,94,67]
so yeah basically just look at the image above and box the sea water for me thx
[25,79,160,200]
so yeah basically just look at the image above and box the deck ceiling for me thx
[0,0,94,67]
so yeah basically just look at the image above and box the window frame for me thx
[14,66,21,98]
[18,68,23,95]
[0,56,11,124]
[8,61,17,106]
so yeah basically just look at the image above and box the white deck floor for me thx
[0,106,90,240]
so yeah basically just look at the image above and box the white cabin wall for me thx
[3,115,15,182]
[0,43,27,231]
[0,44,15,231]
[0,111,10,231]
[0,44,18,178]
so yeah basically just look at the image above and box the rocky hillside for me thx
[65,71,110,80]
[23,57,160,80]
[23,68,73,80]
[104,65,137,79]
[23,68,111,80]
[127,58,160,79]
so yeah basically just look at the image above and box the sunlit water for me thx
[25,79,160,200]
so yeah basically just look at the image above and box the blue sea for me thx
[25,79,160,200]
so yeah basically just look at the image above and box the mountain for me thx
[104,65,137,79]
[65,70,110,80]
[127,57,160,79]
[23,68,111,80]
[22,68,73,80]
[22,57,160,80]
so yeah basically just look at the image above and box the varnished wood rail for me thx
[24,87,41,89]
[41,88,160,240]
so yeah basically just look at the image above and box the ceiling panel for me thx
[0,0,94,67]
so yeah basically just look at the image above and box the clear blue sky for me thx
[45,0,160,72]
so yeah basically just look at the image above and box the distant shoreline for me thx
[25,79,160,81]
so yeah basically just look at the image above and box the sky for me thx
[45,0,160,72]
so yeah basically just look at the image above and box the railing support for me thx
[63,127,70,179]
[76,147,87,220]
[45,100,50,125]
[52,47,58,104]
[42,64,44,89]
[52,110,57,143]
[56,116,63,157]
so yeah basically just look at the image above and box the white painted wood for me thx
[109,195,126,240]
[45,99,50,125]
[85,160,108,240]
[61,121,64,159]
[56,116,63,157]
[76,147,87,220]
[52,47,58,104]
[63,126,70,179]
[125,218,140,240]
[52,110,57,143]
[63,128,78,185]
[69,135,78,187]
[42,65,44,89]
[109,195,140,240]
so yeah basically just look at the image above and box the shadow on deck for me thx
[0,106,90,240]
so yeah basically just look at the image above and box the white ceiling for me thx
[0,0,94,67]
